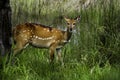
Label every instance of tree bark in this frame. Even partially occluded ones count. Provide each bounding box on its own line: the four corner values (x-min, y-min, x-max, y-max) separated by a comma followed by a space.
0, 0, 12, 56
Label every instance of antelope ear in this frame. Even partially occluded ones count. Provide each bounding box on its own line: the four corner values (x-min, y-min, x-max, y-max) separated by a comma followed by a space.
64, 16, 70, 22
75, 16, 81, 21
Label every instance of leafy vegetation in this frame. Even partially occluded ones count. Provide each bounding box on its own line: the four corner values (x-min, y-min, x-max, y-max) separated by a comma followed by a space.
0, 0, 120, 80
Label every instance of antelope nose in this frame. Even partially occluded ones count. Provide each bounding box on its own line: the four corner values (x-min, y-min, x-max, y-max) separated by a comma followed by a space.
70, 28, 72, 32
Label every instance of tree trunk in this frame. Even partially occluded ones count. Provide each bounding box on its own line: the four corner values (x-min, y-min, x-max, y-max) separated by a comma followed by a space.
0, 0, 12, 56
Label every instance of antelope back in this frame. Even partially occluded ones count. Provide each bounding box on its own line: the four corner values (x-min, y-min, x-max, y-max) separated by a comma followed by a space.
13, 23, 64, 49
13, 23, 35, 43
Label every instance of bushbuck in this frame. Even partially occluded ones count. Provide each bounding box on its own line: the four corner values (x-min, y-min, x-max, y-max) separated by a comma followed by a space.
13, 16, 80, 64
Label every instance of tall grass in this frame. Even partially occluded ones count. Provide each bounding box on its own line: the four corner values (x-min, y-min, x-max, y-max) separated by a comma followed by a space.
0, 0, 120, 80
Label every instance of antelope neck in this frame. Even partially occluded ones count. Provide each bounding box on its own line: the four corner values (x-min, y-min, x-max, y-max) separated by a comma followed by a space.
64, 28, 72, 41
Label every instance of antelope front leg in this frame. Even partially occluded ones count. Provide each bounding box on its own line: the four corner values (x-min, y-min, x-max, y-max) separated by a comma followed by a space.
56, 48, 64, 66
49, 45, 56, 63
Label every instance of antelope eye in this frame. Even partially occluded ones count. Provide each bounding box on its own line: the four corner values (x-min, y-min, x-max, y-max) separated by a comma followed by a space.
73, 23, 76, 25
67, 23, 70, 25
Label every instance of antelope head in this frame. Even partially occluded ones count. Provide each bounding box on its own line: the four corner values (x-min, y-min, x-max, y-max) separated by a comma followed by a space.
64, 16, 80, 42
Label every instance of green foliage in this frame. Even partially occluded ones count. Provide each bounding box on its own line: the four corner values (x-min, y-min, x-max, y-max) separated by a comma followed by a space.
0, 0, 120, 80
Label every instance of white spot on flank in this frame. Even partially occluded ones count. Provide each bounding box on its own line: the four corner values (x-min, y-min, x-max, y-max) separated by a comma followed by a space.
23, 30, 26, 32
32, 35, 54, 40
20, 35, 27, 38
47, 30, 49, 32
44, 28, 46, 30
36, 36, 38, 39
38, 37, 42, 40
53, 40, 55, 42
24, 43, 29, 48
24, 38, 28, 41
33, 35, 36, 38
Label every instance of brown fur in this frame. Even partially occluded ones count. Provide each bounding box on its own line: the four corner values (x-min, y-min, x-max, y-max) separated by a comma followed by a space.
13, 16, 80, 64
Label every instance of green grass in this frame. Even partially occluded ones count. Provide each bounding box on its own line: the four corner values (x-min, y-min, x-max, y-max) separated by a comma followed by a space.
0, 0, 120, 80
1, 46, 120, 80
